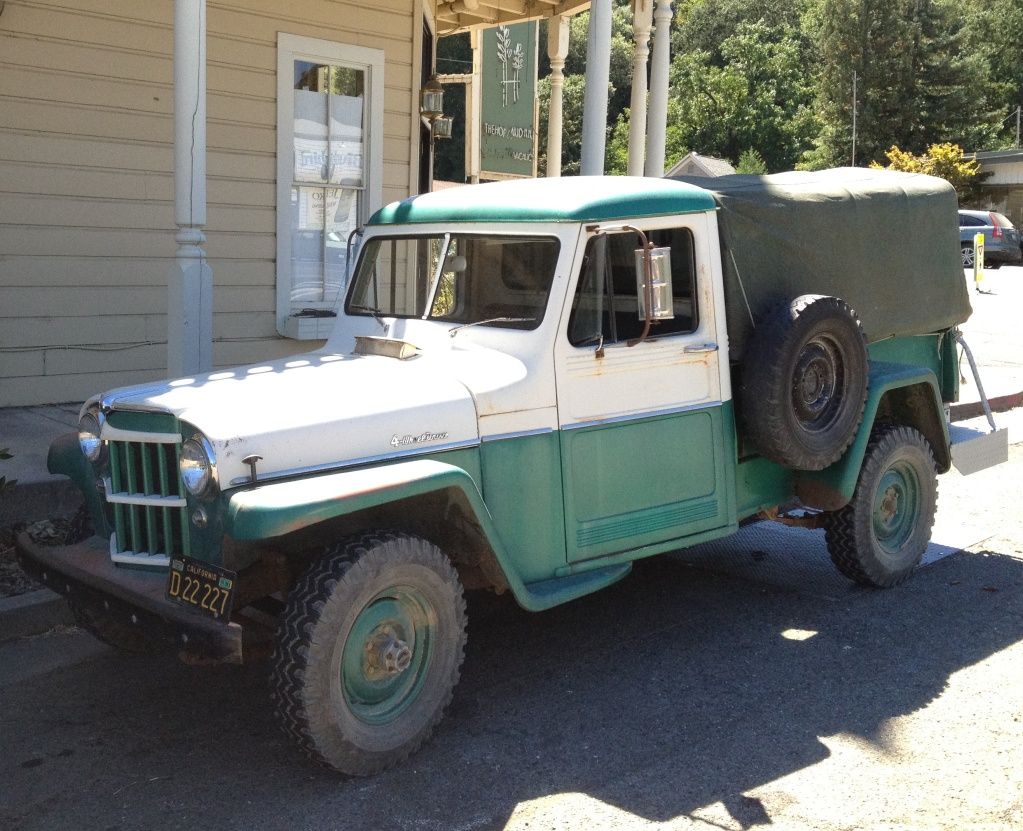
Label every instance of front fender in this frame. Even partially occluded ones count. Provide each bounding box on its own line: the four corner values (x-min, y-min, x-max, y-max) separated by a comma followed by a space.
225, 460, 549, 611
224, 460, 487, 540
48, 432, 110, 537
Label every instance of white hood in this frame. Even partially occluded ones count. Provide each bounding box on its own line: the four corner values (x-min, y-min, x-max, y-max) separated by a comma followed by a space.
98, 351, 481, 487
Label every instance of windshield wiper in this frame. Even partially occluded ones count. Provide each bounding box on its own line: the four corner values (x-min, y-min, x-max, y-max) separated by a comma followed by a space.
349, 304, 388, 330
448, 317, 536, 337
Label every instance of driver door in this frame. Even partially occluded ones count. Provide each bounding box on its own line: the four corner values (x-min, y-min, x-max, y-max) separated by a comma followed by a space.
554, 221, 730, 564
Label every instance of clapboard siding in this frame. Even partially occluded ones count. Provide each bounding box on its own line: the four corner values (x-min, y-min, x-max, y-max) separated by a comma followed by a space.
3, 311, 278, 346
0, 0, 418, 406
0, 257, 274, 288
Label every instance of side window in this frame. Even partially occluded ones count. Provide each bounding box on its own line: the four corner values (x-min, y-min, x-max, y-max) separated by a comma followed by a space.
568, 227, 698, 346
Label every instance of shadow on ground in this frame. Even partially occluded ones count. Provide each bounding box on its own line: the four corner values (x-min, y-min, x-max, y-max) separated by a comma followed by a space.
2, 542, 1021, 831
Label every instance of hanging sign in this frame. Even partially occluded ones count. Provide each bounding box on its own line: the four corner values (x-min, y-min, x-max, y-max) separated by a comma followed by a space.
480, 21, 538, 179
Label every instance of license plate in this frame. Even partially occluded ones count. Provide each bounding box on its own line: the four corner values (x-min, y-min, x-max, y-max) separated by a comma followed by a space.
167, 556, 237, 621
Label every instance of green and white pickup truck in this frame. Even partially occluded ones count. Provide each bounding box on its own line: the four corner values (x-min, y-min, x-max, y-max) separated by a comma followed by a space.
18, 170, 1006, 775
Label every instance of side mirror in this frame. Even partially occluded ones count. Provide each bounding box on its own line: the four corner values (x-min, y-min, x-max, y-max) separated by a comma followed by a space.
633, 246, 675, 321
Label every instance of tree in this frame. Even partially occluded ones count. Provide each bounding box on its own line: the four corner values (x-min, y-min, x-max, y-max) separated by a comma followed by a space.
662, 21, 817, 172
804, 0, 1001, 168
736, 148, 768, 174
869, 143, 985, 203
673, 0, 810, 66
963, 0, 1023, 148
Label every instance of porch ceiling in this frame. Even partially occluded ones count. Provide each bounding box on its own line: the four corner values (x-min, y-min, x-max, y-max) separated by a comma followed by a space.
435, 0, 591, 34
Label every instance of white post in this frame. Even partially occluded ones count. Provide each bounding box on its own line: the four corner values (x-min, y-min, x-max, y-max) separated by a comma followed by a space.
468, 28, 483, 183
627, 1, 653, 176
644, 0, 672, 177
580, 0, 612, 176
546, 15, 570, 177
169, 0, 213, 377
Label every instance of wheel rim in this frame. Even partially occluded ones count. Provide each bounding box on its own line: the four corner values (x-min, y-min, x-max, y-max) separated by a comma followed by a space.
871, 459, 921, 555
791, 336, 844, 432
340, 587, 436, 726
962, 246, 974, 268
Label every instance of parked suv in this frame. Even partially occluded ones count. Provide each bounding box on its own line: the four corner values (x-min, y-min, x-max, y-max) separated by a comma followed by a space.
959, 209, 1022, 268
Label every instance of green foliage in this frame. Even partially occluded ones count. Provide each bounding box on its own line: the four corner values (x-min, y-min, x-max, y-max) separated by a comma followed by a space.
962, 0, 1023, 148
869, 143, 986, 203
735, 148, 769, 174
663, 21, 818, 172
673, 0, 810, 66
805, 0, 1002, 168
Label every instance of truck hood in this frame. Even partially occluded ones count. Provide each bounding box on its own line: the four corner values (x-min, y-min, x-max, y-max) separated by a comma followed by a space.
97, 352, 481, 487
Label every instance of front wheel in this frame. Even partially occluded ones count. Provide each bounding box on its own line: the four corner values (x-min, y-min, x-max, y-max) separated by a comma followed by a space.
825, 425, 937, 588
271, 531, 467, 775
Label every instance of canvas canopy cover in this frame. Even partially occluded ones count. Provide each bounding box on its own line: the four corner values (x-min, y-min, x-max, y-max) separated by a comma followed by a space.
671, 168, 972, 361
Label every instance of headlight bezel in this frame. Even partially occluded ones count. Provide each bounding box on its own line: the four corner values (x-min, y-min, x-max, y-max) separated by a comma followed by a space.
179, 433, 218, 498
78, 406, 106, 465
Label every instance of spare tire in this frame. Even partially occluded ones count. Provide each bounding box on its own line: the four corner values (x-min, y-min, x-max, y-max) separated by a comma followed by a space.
740, 294, 868, 471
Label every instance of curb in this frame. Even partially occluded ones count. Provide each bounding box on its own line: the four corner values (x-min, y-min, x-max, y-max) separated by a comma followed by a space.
0, 588, 74, 642
950, 391, 1023, 423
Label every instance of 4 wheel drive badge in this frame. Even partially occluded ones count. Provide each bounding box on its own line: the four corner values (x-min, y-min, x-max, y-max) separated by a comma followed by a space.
390, 431, 448, 448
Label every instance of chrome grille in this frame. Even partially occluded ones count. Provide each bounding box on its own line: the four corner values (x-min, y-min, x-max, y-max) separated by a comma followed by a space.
107, 435, 188, 566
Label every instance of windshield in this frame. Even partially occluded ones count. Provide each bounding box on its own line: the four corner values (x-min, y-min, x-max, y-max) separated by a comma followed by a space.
346, 234, 560, 331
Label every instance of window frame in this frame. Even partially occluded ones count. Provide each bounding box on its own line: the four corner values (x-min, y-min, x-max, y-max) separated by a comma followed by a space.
567, 225, 700, 348
344, 231, 562, 332
276, 33, 385, 338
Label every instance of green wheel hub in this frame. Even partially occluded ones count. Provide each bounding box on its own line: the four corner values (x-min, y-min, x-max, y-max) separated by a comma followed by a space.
872, 460, 920, 555
340, 588, 436, 726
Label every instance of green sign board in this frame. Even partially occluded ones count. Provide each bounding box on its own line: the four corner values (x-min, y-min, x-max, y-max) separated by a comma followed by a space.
480, 22, 538, 179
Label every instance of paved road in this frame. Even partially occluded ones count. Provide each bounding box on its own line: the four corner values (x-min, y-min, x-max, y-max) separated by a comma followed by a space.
2, 431, 1022, 830
960, 265, 1023, 402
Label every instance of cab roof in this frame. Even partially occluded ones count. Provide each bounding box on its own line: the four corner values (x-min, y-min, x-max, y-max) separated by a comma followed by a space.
367, 176, 716, 226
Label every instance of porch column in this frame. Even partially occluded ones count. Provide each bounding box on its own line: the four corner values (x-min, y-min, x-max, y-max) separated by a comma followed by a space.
644, 0, 673, 177
545, 15, 570, 177
580, 0, 612, 176
627, 1, 653, 176
168, 0, 213, 377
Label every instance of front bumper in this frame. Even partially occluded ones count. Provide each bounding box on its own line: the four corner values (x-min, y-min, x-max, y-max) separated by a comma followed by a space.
16, 533, 244, 663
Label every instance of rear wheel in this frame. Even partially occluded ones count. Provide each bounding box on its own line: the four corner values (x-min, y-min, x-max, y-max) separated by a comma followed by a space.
825, 425, 937, 588
271, 531, 467, 775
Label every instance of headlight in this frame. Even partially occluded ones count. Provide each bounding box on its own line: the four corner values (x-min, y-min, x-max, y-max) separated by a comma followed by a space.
180, 435, 217, 497
78, 408, 105, 463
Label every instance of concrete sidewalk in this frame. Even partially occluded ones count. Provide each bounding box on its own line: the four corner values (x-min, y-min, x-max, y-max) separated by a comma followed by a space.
0, 404, 82, 525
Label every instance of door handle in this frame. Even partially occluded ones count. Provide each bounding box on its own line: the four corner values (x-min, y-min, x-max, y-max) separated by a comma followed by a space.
683, 342, 718, 354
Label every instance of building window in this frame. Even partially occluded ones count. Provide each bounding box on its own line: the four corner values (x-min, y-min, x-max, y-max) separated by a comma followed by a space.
277, 34, 384, 338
